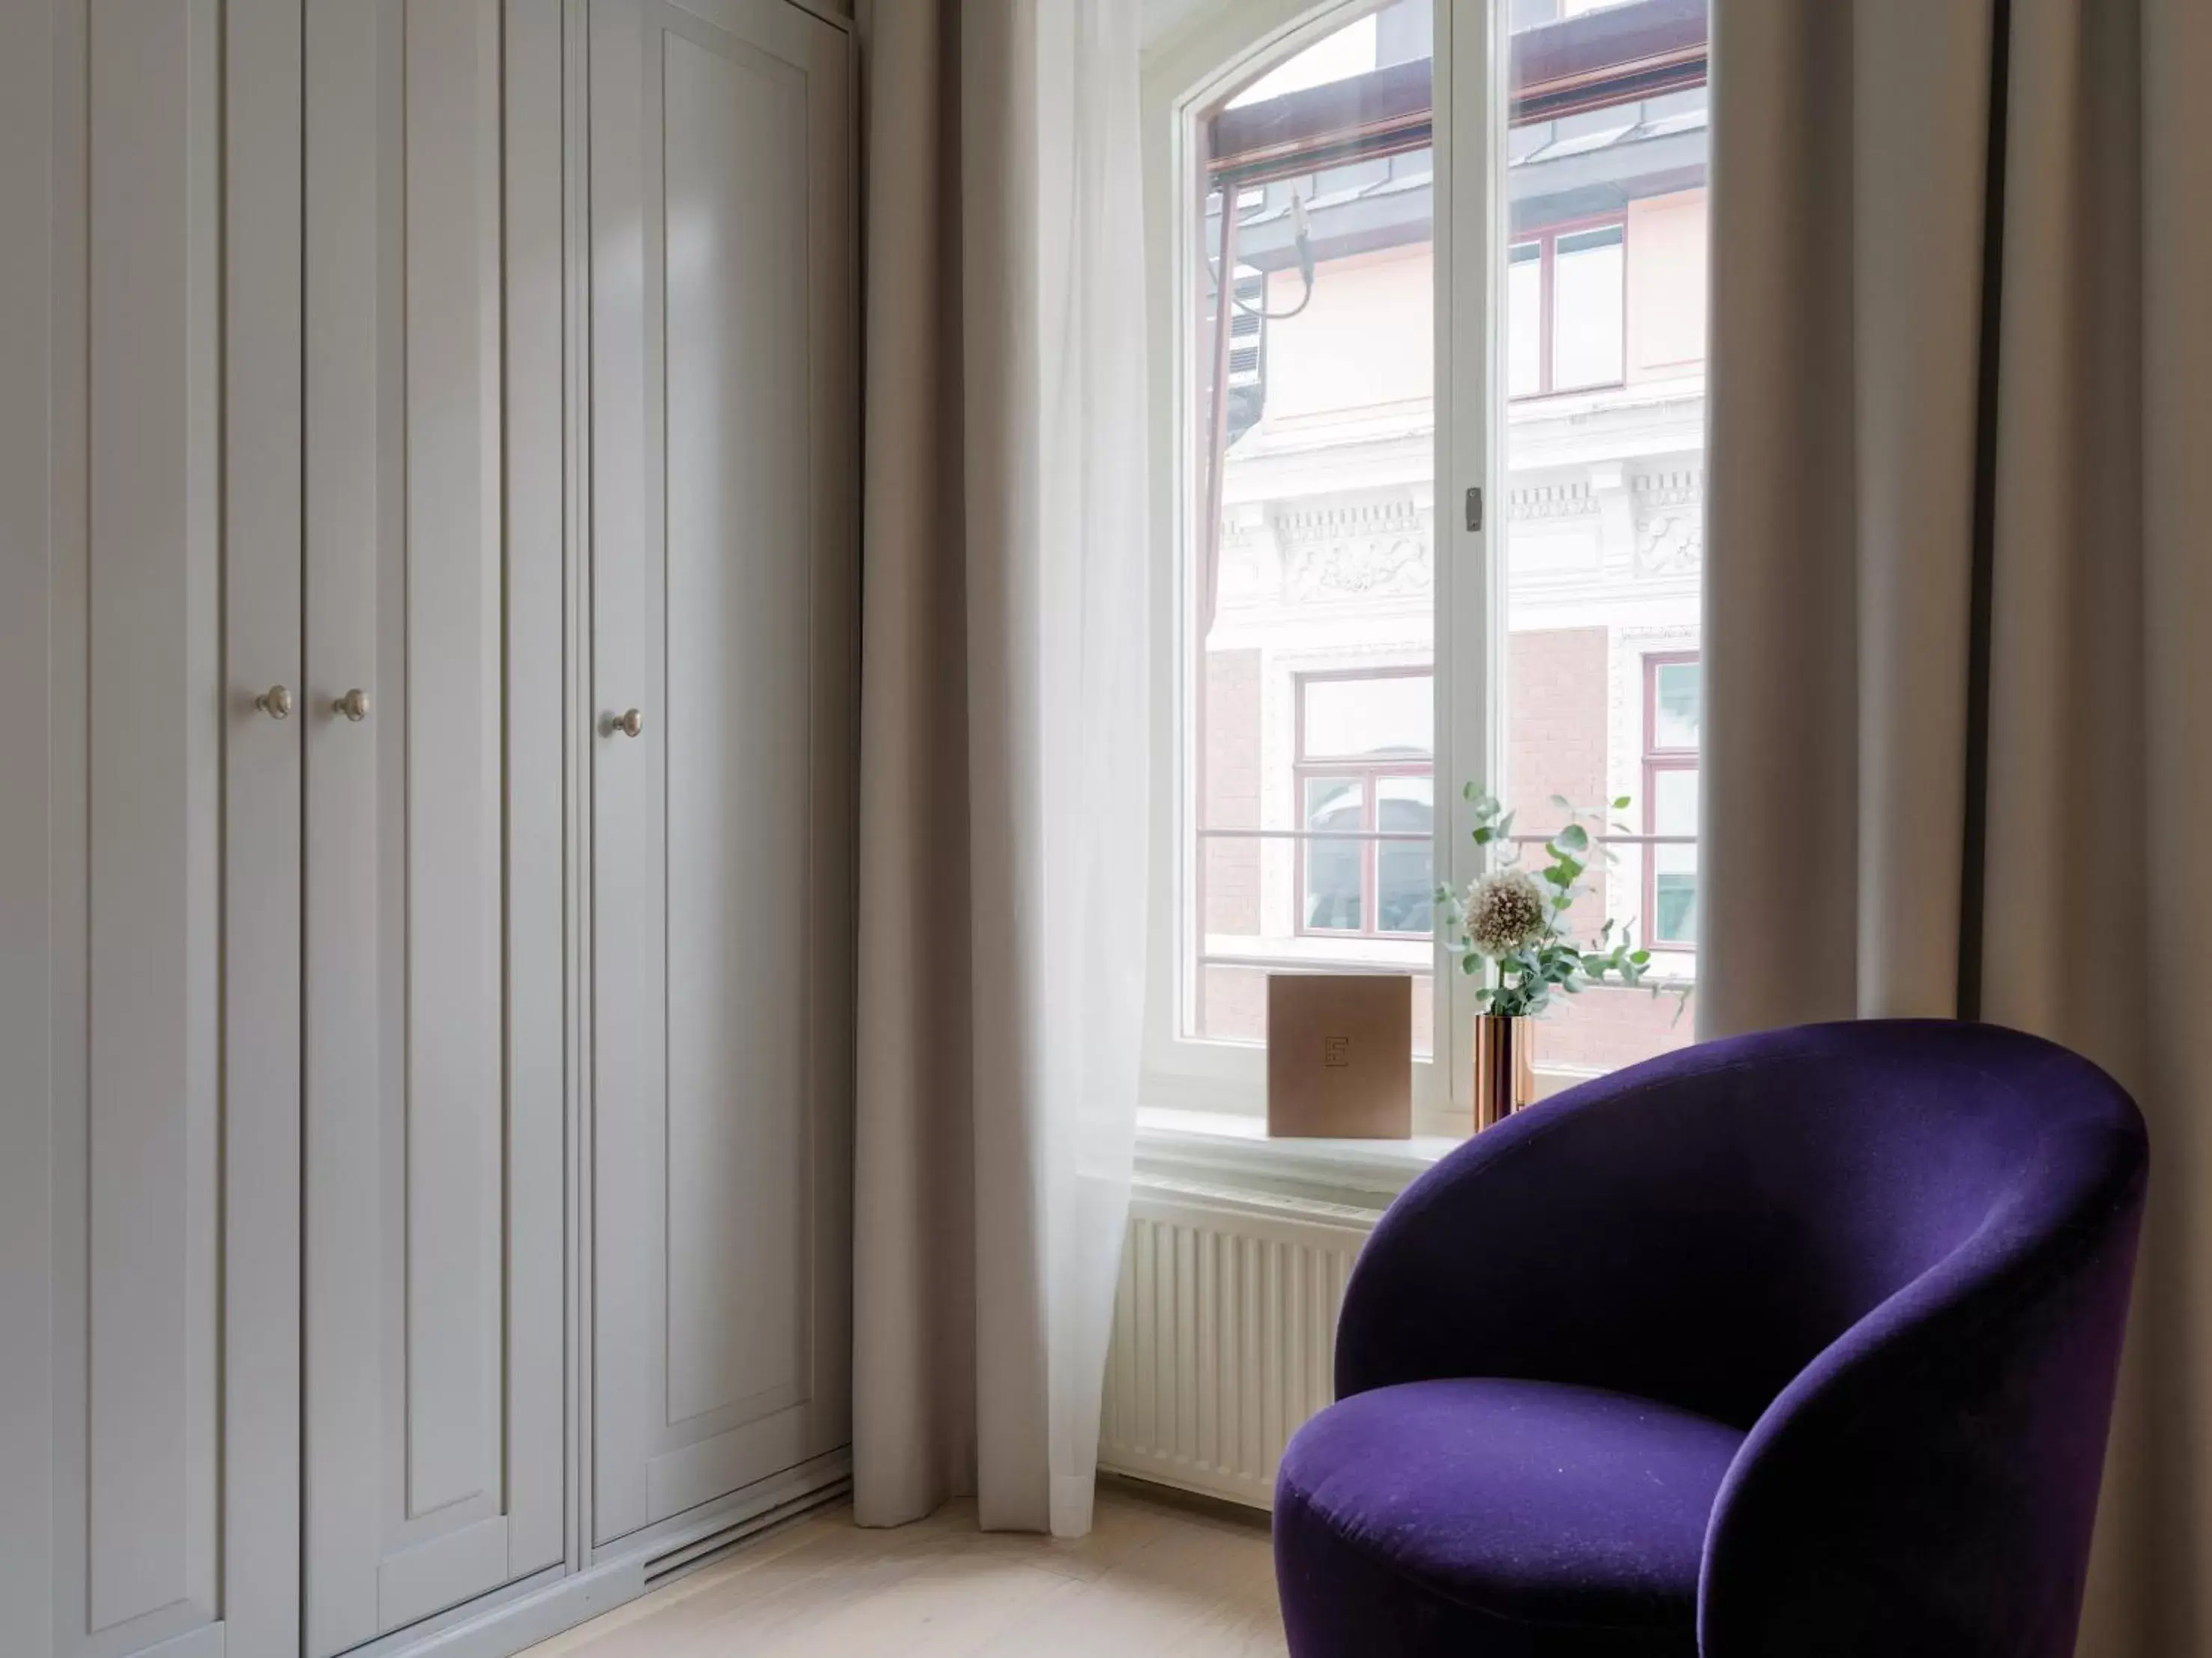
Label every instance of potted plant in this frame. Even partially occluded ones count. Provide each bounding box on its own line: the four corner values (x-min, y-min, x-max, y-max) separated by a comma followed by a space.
1434, 787, 1670, 1128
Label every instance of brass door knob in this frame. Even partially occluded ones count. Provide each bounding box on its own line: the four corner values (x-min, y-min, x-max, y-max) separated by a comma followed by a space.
605, 708, 644, 739
333, 689, 372, 722
255, 685, 294, 720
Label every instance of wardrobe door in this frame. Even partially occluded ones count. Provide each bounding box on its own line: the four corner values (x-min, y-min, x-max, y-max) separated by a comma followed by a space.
590, 0, 857, 1543
26, 4, 301, 1657
302, 3, 567, 1650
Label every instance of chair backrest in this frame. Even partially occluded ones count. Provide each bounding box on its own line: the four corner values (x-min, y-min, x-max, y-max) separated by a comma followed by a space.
1683, 1021, 2147, 1657
1659, 1020, 2142, 1416
1342, 1020, 2140, 1429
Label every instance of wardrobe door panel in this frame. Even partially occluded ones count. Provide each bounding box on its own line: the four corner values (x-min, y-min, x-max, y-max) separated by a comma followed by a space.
81, 1, 225, 1645
43, 2, 302, 1655
664, 23, 809, 1427
591, 0, 855, 1544
303, 4, 566, 1650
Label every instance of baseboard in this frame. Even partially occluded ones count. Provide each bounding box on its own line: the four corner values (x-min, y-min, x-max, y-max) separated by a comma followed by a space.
1097, 1470, 1273, 1531
349, 1455, 852, 1658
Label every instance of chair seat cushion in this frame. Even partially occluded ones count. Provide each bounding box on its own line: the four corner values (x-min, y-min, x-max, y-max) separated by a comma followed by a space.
1273, 1379, 1745, 1657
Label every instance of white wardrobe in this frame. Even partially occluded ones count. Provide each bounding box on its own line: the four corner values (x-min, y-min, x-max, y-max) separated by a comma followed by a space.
0, 4, 857, 1657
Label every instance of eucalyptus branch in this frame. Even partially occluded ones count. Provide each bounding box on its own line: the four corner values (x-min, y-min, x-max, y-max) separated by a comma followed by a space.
1434, 786, 1689, 1023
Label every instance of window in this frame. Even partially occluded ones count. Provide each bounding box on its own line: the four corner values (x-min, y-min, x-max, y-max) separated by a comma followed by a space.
1148, 0, 1709, 1123
1506, 221, 1627, 398
1642, 654, 1700, 947
1181, 1, 1437, 1064
1294, 672, 1435, 938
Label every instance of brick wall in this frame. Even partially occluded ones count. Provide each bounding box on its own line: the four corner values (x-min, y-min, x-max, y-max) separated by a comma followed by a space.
1534, 982, 1697, 1072
1504, 626, 1610, 831
1202, 965, 1266, 1044
1503, 626, 1612, 931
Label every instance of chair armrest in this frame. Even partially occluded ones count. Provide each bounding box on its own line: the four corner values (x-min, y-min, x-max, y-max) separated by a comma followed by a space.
1697, 1125, 2145, 1658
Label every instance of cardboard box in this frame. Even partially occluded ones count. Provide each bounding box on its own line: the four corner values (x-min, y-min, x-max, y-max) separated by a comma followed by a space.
1265, 974, 1413, 1139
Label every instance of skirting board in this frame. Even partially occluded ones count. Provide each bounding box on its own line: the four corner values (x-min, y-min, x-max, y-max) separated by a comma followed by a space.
345, 1454, 852, 1658
1099, 1176, 1379, 1510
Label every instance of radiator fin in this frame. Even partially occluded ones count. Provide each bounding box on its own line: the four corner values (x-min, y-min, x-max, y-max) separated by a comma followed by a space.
1099, 1198, 1365, 1508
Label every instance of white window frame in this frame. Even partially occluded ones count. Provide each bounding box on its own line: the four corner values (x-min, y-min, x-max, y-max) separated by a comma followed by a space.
1140, 0, 1514, 1137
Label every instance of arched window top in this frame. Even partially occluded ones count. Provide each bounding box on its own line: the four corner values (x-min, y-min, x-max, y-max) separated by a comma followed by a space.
1206, 3, 1433, 191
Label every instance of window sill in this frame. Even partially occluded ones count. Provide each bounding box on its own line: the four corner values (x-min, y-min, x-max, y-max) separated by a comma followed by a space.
1135, 1104, 1460, 1217
1133, 1056, 1623, 1214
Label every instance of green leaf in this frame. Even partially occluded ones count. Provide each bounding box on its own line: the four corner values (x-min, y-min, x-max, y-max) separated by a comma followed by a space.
1553, 823, 1589, 853
1612, 795, 1631, 810
1629, 949, 1650, 965
1472, 826, 1492, 844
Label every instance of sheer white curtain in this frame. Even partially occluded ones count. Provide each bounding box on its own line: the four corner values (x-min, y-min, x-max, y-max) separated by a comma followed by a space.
852, 0, 1148, 1537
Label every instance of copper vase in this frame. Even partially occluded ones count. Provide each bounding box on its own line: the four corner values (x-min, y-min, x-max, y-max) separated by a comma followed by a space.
1473, 1014, 1535, 1131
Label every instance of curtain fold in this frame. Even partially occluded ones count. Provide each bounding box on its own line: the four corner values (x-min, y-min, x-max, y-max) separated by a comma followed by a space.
852, 0, 1149, 1540
1704, 0, 2212, 1648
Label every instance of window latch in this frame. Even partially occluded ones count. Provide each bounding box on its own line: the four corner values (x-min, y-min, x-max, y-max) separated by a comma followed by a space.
1465, 485, 1483, 533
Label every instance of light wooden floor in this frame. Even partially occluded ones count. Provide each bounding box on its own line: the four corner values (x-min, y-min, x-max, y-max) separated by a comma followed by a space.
524, 1483, 1287, 1658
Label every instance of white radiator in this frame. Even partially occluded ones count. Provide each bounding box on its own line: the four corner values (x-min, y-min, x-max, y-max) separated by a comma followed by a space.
1098, 1181, 1381, 1509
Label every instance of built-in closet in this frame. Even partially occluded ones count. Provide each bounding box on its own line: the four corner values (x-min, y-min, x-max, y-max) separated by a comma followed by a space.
0, 3, 856, 1656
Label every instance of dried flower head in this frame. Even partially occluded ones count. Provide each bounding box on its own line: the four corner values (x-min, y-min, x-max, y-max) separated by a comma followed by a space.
1464, 868, 1548, 957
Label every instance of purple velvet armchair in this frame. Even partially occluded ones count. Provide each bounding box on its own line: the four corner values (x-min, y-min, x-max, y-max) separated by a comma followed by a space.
1273, 1020, 2146, 1657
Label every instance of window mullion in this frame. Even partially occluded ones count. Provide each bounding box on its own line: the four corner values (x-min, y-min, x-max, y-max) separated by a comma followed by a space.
1434, 0, 1503, 1129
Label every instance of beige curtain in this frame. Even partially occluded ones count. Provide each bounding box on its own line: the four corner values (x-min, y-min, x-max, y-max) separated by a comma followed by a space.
1702, 0, 2212, 1649
852, 0, 1150, 1538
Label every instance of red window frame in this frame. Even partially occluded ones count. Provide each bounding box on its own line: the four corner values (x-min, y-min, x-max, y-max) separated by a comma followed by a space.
1506, 215, 1628, 400
1292, 668, 1434, 940
1641, 651, 1700, 948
